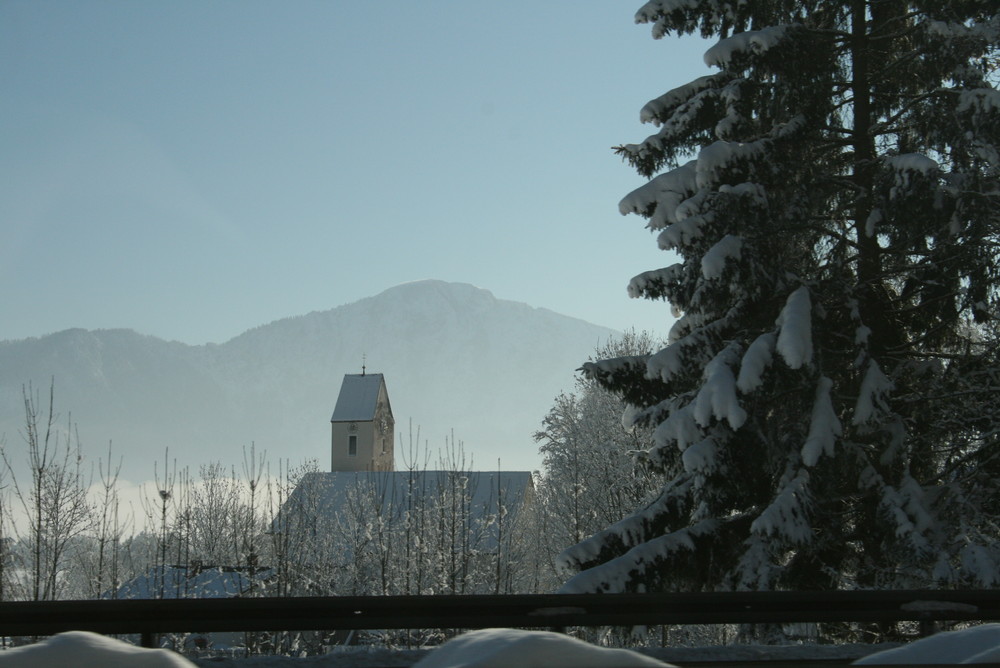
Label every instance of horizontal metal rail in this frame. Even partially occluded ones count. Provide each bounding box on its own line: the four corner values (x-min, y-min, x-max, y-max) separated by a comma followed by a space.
1, 589, 998, 640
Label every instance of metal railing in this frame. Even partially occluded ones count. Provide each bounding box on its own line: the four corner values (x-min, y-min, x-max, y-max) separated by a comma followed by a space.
1, 589, 998, 648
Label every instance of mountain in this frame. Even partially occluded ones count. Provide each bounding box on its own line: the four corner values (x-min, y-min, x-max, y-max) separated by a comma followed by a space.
0, 281, 617, 481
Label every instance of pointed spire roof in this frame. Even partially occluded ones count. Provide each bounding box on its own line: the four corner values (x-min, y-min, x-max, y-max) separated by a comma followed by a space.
330, 373, 388, 422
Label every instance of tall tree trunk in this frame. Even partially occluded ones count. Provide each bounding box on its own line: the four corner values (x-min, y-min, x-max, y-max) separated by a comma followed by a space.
851, 0, 887, 356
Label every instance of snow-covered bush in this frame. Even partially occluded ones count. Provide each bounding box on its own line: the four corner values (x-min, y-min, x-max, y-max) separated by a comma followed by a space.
534, 332, 664, 589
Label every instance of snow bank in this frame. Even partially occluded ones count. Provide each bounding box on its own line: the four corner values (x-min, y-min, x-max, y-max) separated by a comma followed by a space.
853, 624, 1000, 664
192, 627, 1000, 666
408, 624, 1000, 668
16, 628, 1000, 666
412, 628, 673, 668
0, 631, 195, 668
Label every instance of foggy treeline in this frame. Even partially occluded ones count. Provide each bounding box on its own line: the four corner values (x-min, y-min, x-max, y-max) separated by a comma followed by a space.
0, 380, 648, 610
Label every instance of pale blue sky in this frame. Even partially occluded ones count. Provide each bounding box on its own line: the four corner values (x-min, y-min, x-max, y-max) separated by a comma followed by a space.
2, 1, 707, 345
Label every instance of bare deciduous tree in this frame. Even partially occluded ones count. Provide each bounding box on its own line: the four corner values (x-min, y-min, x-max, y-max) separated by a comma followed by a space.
1, 381, 92, 600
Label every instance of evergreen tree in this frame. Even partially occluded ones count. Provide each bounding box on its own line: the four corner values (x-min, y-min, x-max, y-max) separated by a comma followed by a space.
559, 1, 1000, 596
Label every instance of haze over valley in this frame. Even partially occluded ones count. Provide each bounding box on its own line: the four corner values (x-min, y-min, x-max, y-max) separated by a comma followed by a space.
0, 280, 618, 481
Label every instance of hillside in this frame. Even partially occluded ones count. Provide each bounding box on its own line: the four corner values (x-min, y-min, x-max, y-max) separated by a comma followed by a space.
0, 281, 617, 480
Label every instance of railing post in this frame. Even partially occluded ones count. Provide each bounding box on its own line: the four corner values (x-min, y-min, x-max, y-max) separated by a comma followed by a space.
141, 631, 157, 648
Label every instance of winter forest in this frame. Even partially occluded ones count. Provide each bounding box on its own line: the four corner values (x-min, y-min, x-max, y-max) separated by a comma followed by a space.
2, 0, 1000, 658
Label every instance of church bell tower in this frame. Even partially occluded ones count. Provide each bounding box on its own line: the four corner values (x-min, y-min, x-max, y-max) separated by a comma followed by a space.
329, 371, 395, 472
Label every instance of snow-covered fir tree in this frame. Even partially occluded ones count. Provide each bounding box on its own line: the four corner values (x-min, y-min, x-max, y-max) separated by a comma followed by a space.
559, 1, 1000, 597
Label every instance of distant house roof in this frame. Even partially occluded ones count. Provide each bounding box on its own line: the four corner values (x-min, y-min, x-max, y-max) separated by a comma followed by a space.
330, 373, 388, 422
107, 564, 274, 600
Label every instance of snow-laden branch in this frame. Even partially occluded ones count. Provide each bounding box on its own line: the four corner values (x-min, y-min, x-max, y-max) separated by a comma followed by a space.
703, 25, 794, 68
775, 287, 813, 369
801, 377, 842, 467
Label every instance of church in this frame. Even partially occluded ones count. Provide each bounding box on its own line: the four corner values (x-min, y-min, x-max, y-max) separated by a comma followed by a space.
329, 371, 395, 472
324, 371, 531, 492
272, 369, 534, 594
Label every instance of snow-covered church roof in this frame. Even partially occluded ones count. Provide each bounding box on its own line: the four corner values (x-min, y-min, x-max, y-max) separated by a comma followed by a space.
330, 373, 389, 422
275, 470, 534, 551
287, 470, 532, 513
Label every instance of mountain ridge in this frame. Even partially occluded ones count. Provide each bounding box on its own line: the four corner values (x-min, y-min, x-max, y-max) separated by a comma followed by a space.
0, 281, 618, 479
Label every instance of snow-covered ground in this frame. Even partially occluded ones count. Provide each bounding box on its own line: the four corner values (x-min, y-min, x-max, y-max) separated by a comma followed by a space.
7, 626, 1000, 667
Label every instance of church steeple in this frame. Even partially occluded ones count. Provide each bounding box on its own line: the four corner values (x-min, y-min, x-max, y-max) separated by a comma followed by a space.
329, 372, 394, 472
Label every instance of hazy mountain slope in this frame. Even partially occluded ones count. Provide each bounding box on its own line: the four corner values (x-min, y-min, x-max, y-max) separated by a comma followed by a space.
0, 329, 234, 476
0, 281, 617, 480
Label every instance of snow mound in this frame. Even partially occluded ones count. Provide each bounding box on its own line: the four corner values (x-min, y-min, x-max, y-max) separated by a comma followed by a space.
0, 631, 195, 668
412, 628, 674, 668
853, 624, 1000, 664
